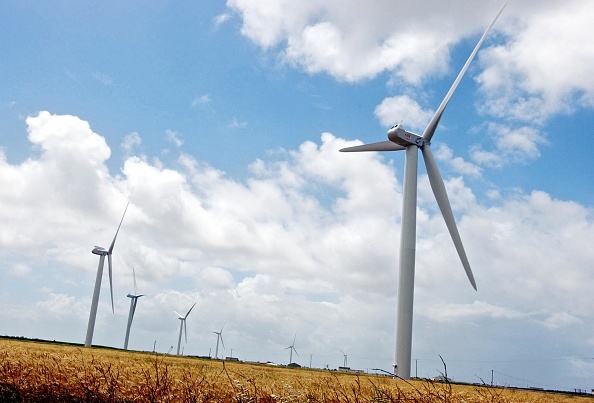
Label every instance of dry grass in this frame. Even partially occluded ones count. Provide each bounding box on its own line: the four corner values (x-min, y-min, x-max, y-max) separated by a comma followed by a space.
0, 338, 591, 402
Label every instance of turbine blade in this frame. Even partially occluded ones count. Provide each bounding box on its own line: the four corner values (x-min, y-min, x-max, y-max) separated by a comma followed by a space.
174, 311, 183, 319
422, 1, 508, 142
132, 266, 138, 295
421, 145, 477, 290
108, 254, 114, 313
294, 347, 299, 357
184, 320, 188, 343
108, 203, 129, 253
130, 300, 137, 320
185, 302, 196, 318
339, 141, 405, 152
220, 335, 225, 350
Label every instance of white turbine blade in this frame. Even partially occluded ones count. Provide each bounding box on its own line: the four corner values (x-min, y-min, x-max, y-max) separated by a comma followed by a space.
421, 145, 477, 290
220, 334, 225, 350
108, 254, 114, 313
130, 299, 137, 320
108, 203, 129, 253
422, 1, 508, 142
184, 319, 188, 344
132, 266, 138, 295
294, 347, 299, 357
174, 310, 183, 319
340, 141, 405, 152
185, 302, 196, 318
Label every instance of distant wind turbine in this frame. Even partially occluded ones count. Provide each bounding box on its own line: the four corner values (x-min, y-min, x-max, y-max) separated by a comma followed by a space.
85, 203, 129, 347
175, 303, 196, 356
123, 267, 144, 350
339, 2, 508, 379
285, 335, 299, 364
213, 323, 226, 359
340, 349, 348, 367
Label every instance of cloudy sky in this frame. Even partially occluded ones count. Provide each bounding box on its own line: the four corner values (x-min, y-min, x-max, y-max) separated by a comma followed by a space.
1, 0, 593, 391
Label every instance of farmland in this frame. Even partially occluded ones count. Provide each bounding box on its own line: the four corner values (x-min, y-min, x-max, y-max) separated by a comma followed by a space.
0, 338, 591, 402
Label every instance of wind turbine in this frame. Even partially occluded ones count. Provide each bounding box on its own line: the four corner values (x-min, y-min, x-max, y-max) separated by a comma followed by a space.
84, 203, 129, 347
175, 303, 196, 356
339, 3, 507, 379
285, 335, 299, 364
340, 349, 348, 367
123, 267, 144, 350
213, 323, 226, 359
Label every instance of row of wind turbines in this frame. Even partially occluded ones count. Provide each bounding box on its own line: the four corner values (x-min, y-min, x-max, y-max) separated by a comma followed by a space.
83, 203, 207, 357
83, 1, 507, 380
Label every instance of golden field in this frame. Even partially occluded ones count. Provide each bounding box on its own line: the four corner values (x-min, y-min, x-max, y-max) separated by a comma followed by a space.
0, 338, 591, 402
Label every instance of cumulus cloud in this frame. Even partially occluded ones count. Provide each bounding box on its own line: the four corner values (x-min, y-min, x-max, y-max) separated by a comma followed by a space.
227, 0, 594, 170
227, 1, 502, 84
374, 95, 434, 132
470, 123, 548, 168
477, 0, 594, 123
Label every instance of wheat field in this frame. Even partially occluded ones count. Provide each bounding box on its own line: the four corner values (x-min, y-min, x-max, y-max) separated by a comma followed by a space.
0, 338, 591, 402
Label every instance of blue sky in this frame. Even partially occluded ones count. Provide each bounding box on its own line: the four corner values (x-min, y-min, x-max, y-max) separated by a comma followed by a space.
1, 0, 594, 392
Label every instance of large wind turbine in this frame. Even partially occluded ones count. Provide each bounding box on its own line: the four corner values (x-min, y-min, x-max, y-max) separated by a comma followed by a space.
175, 303, 196, 356
85, 203, 129, 347
123, 267, 144, 350
339, 3, 507, 379
285, 335, 299, 364
213, 323, 225, 359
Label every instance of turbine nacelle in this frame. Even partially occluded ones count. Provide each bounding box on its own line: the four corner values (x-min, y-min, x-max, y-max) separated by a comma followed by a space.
387, 125, 426, 148
92, 246, 108, 256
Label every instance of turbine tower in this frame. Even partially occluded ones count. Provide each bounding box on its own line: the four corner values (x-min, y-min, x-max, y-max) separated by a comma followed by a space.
339, 3, 507, 379
85, 203, 129, 347
285, 335, 298, 364
213, 323, 225, 359
175, 303, 196, 356
123, 267, 144, 350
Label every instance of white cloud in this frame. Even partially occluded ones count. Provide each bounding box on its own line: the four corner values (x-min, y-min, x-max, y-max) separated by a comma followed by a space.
477, 0, 594, 123
435, 144, 481, 178
191, 95, 211, 108
213, 13, 230, 30
8, 263, 31, 277
121, 132, 142, 154
374, 95, 434, 132
470, 123, 548, 168
165, 129, 183, 147
229, 117, 248, 129
227, 1, 501, 84
227, 1, 594, 172
542, 312, 583, 330
422, 300, 526, 322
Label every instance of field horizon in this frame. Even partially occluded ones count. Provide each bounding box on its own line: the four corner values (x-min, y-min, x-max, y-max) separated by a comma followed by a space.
1, 337, 592, 402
